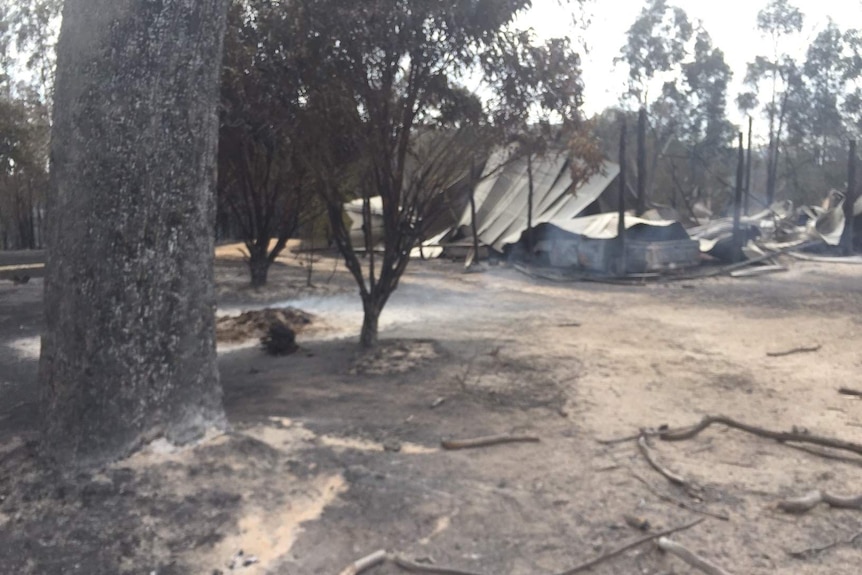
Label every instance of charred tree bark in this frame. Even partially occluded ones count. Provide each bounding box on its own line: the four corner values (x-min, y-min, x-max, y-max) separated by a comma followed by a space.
248, 245, 270, 288
469, 159, 480, 264
732, 133, 745, 263
744, 116, 753, 216
41, 0, 230, 468
636, 107, 647, 216
844, 140, 857, 256
617, 116, 627, 276
360, 299, 381, 349
526, 153, 534, 259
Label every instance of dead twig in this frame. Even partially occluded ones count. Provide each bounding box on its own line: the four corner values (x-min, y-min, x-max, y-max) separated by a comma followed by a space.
778, 490, 862, 514
838, 387, 862, 398
630, 471, 729, 521
597, 432, 643, 445
552, 518, 705, 575
392, 555, 486, 575
597, 428, 662, 445
441, 434, 540, 450
659, 415, 862, 458
637, 435, 700, 496
338, 549, 387, 575
657, 537, 733, 575
788, 530, 862, 559
784, 443, 862, 467
766, 344, 821, 357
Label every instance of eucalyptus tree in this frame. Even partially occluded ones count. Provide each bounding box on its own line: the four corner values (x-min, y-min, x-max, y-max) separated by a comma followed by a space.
217, 0, 312, 287
0, 0, 58, 248
618, 0, 732, 210
284, 0, 592, 347
737, 0, 804, 204
42, 0, 230, 468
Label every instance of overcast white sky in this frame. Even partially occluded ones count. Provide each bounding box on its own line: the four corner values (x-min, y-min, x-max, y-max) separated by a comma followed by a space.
518, 0, 862, 129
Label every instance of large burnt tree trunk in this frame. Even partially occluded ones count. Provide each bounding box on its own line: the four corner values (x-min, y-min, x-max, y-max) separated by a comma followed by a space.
41, 0, 230, 468
247, 244, 270, 288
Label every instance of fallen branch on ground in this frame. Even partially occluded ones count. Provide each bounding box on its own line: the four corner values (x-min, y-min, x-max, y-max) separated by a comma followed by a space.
441, 434, 540, 450
729, 265, 787, 278
838, 387, 862, 398
784, 443, 862, 467
597, 432, 644, 445
637, 435, 700, 496
338, 549, 387, 575
552, 518, 705, 575
778, 490, 862, 514
597, 427, 665, 445
392, 555, 486, 575
630, 471, 729, 521
788, 531, 862, 559
766, 344, 821, 357
659, 415, 862, 457
657, 537, 733, 575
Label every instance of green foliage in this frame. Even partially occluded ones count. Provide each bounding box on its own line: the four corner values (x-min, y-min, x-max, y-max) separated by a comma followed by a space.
739, 0, 860, 204
617, 1, 733, 214
275, 0, 590, 345
0, 0, 61, 102
737, 0, 807, 203
756, 0, 803, 39
0, 0, 58, 249
216, 0, 317, 286
618, 0, 693, 105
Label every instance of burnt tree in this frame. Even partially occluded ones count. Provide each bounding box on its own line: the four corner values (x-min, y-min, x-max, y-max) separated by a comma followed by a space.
41, 0, 229, 467
289, 0, 588, 348
217, 0, 310, 287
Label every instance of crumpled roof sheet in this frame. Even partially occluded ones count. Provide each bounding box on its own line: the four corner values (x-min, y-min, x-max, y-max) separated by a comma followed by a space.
457, 148, 620, 251
549, 212, 682, 240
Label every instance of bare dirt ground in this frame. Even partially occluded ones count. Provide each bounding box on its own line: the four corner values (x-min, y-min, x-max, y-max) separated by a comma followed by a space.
1, 242, 861, 575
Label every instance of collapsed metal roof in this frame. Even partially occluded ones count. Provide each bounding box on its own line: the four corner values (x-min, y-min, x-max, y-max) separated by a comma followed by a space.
456, 147, 620, 251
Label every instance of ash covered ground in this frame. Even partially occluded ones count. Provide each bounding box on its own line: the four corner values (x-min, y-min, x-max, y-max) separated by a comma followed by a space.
0, 244, 861, 574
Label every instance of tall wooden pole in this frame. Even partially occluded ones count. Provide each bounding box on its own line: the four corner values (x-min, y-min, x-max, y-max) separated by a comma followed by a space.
843, 140, 857, 256
618, 117, 627, 276
732, 132, 745, 263
744, 116, 753, 216
526, 152, 534, 260
469, 158, 480, 264
636, 107, 647, 216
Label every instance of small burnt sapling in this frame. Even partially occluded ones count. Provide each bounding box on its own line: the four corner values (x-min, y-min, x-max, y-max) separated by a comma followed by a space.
260, 323, 298, 355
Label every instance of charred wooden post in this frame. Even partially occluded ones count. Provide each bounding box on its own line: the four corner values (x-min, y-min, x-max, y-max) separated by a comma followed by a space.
744, 116, 753, 216
843, 139, 857, 256
526, 153, 534, 260
732, 132, 745, 263
469, 158, 480, 264
617, 117, 627, 276
637, 107, 647, 216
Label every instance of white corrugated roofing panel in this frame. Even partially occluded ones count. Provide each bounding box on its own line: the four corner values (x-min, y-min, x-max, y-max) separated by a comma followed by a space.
456, 149, 621, 251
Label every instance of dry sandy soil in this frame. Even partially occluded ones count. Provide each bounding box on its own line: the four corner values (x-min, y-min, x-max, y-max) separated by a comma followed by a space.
0, 243, 861, 575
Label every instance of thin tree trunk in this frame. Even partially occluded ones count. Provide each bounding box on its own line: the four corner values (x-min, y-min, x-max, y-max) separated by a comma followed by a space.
636, 107, 647, 216
360, 299, 381, 348
248, 246, 270, 287
617, 116, 627, 276
41, 0, 229, 468
844, 140, 857, 256
744, 116, 753, 216
526, 153, 534, 259
469, 158, 480, 264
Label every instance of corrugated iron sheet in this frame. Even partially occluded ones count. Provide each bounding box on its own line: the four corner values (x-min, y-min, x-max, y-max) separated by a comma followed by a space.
457, 149, 620, 251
